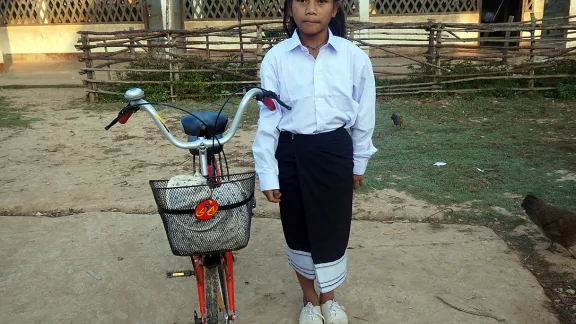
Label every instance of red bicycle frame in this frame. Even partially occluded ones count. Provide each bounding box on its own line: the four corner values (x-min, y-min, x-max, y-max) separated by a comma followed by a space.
224, 252, 236, 320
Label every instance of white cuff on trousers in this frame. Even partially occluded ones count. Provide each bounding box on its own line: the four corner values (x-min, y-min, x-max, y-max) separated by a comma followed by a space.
287, 247, 347, 293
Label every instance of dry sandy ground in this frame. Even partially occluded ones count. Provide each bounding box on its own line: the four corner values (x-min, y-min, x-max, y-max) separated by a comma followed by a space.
0, 213, 559, 324
0, 88, 450, 222
0, 60, 85, 87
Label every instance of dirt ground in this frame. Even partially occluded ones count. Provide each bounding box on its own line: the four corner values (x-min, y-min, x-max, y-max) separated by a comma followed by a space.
0, 60, 85, 87
0, 87, 573, 323
0, 88, 450, 221
0, 214, 560, 324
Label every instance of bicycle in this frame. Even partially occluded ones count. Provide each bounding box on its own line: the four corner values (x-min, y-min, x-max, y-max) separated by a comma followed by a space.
104, 87, 290, 324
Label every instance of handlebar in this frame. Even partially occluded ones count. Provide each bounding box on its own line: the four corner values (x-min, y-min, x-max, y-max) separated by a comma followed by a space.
105, 87, 290, 151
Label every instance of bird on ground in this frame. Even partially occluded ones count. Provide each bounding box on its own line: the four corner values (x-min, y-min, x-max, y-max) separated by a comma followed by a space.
391, 114, 404, 128
521, 193, 576, 258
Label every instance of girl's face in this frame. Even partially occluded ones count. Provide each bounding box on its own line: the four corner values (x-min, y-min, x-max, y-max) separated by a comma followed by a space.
290, 0, 339, 37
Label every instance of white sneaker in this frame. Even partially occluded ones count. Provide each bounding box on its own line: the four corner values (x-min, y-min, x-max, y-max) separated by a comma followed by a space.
299, 302, 325, 324
321, 300, 348, 324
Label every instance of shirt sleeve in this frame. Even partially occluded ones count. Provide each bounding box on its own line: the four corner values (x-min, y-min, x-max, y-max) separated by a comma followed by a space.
351, 53, 378, 175
252, 54, 283, 191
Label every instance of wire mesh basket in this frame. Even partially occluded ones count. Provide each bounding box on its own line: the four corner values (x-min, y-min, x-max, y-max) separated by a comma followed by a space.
149, 172, 256, 256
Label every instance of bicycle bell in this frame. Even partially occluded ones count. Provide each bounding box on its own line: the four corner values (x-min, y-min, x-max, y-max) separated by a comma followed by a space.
125, 88, 145, 101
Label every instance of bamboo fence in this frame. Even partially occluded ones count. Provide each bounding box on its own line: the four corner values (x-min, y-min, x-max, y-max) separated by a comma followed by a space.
76, 15, 576, 102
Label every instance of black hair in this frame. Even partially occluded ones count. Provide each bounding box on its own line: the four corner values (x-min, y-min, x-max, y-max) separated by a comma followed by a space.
282, 0, 347, 38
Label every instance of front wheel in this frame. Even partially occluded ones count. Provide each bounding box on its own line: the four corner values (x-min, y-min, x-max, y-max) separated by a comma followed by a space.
204, 266, 223, 324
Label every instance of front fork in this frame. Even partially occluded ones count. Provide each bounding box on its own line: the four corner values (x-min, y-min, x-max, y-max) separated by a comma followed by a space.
192, 252, 236, 323
224, 251, 236, 321
192, 256, 206, 324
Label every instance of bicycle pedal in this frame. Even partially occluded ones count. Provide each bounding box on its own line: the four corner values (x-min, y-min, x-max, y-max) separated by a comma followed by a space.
166, 270, 194, 278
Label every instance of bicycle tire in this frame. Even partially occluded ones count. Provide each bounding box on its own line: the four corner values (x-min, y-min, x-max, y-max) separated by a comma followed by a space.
204, 266, 220, 324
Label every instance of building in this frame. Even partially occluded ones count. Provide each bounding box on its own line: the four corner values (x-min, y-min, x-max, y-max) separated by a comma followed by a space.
0, 0, 568, 67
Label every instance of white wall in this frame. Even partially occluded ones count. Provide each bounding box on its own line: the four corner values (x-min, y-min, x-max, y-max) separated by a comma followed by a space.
0, 46, 4, 72
366, 13, 481, 49
1, 23, 145, 56
569, 0, 576, 48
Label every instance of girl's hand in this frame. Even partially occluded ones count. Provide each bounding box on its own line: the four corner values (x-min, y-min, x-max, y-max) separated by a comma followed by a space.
263, 189, 282, 203
353, 175, 365, 190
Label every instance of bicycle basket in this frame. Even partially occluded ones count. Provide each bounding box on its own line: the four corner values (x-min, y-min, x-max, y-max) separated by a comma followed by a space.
149, 172, 256, 256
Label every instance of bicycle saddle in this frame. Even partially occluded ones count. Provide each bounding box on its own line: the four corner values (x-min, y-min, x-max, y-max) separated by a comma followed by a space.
180, 112, 229, 138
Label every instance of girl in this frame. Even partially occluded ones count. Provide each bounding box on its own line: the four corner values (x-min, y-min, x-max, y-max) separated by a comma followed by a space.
252, 0, 377, 323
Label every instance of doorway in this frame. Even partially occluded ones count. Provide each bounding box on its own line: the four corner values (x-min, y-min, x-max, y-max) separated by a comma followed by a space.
480, 0, 524, 47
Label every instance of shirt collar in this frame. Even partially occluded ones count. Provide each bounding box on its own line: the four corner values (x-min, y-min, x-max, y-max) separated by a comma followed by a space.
286, 27, 340, 52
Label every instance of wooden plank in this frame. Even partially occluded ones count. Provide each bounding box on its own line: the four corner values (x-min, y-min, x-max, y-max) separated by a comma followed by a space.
529, 13, 537, 90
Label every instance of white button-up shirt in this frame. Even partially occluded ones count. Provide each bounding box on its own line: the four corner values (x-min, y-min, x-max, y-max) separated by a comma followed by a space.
252, 28, 378, 191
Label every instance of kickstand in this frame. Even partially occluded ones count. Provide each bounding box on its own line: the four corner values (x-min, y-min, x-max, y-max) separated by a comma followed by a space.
194, 310, 202, 324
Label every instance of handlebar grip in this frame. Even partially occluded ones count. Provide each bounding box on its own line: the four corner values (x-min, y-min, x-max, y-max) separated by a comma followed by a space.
262, 98, 276, 111
118, 111, 134, 124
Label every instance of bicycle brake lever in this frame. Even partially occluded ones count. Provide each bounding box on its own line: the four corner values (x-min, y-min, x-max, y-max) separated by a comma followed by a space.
275, 98, 292, 110
260, 90, 292, 110
104, 117, 120, 131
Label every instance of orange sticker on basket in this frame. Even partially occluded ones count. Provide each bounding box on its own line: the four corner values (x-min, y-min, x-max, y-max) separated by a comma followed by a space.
195, 199, 219, 220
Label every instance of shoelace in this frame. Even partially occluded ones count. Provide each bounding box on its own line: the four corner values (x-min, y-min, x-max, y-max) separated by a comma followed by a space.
327, 301, 345, 317
304, 304, 324, 321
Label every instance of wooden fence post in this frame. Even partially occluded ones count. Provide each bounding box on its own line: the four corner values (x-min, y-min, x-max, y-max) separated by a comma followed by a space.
239, 26, 245, 67
81, 34, 96, 103
205, 35, 211, 59
103, 40, 112, 80
168, 31, 176, 102
237, 0, 244, 67
502, 16, 515, 68
256, 24, 263, 78
129, 26, 136, 60
434, 23, 443, 89
427, 19, 436, 65
529, 13, 537, 90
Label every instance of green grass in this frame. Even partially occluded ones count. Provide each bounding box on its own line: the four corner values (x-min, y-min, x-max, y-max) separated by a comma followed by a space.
0, 96, 40, 128
103, 148, 123, 154
365, 95, 576, 224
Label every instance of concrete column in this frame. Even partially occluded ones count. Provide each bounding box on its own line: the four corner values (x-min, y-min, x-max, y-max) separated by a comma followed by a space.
568, 0, 576, 48
0, 47, 4, 73
169, 0, 184, 30
160, 0, 169, 29
359, 0, 370, 55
